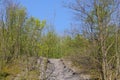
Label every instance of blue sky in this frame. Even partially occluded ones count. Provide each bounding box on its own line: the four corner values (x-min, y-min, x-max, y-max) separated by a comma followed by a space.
17, 0, 72, 34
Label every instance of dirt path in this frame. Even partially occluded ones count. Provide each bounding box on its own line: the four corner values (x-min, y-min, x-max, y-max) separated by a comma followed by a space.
43, 59, 90, 80
14, 58, 91, 80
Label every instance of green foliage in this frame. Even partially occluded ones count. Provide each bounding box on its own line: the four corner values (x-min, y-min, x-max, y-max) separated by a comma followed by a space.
63, 34, 88, 56
0, 3, 63, 80
0, 1, 46, 79
38, 29, 63, 58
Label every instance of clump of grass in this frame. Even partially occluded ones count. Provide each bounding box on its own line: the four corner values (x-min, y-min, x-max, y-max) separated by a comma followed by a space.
0, 56, 40, 80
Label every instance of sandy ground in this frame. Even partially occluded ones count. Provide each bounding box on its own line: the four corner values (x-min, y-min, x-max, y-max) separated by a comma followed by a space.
43, 59, 90, 80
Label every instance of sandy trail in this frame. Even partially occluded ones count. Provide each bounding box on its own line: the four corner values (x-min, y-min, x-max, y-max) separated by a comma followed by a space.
45, 59, 87, 80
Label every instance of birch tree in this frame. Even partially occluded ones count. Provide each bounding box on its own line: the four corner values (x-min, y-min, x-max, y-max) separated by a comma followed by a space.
66, 0, 120, 80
